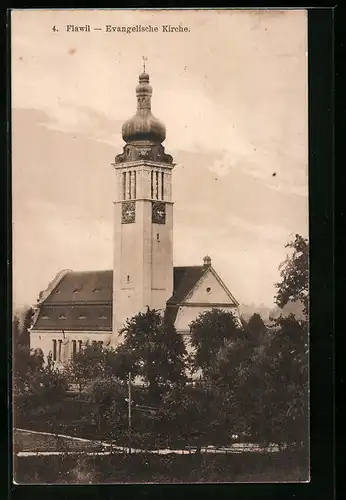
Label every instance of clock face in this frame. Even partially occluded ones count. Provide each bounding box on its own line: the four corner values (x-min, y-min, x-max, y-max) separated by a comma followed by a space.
152, 202, 166, 224
122, 201, 136, 224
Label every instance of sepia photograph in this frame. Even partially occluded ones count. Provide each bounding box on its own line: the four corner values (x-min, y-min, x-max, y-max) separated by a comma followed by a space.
11, 8, 309, 484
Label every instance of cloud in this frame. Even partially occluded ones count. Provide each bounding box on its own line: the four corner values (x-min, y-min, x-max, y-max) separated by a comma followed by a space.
209, 150, 308, 197
173, 216, 288, 307
38, 102, 124, 147
12, 198, 113, 306
11, 10, 308, 310
227, 214, 294, 244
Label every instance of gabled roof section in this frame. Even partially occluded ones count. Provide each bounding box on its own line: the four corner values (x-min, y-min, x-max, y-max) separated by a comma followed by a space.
36, 267, 206, 308
33, 264, 239, 332
167, 265, 239, 307
37, 269, 71, 305
166, 266, 206, 305
210, 267, 239, 306
42, 270, 113, 305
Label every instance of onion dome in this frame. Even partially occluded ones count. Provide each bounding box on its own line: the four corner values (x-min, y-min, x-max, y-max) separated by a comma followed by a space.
122, 72, 166, 144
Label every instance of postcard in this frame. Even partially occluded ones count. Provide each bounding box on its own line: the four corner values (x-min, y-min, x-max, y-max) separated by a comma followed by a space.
11, 8, 309, 484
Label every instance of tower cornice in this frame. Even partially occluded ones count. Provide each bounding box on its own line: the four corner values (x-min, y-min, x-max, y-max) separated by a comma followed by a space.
112, 160, 175, 170
113, 199, 174, 205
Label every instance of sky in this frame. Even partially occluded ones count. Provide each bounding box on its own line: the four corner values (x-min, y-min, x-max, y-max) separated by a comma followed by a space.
11, 9, 308, 310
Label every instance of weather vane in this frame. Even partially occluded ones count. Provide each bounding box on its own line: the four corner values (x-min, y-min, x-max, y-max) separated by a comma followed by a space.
142, 56, 148, 72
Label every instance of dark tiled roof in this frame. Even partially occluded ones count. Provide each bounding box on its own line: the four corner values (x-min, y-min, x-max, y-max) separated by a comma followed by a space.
33, 266, 207, 331
167, 266, 206, 305
43, 270, 113, 305
34, 304, 112, 331
164, 304, 180, 328
165, 266, 207, 327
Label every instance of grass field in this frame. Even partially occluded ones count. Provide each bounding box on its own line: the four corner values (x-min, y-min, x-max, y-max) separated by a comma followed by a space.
13, 429, 107, 453
13, 428, 280, 455
13, 451, 309, 484
13, 429, 309, 483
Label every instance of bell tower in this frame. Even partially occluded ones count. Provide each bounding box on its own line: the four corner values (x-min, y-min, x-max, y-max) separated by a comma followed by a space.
112, 67, 175, 340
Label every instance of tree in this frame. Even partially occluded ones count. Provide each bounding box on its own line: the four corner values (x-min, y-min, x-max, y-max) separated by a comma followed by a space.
12, 307, 35, 348
255, 234, 309, 451
189, 308, 242, 374
206, 331, 268, 441
119, 307, 187, 401
261, 315, 309, 451
13, 350, 70, 430
155, 384, 216, 449
67, 341, 106, 393
164, 309, 267, 448
244, 313, 267, 346
39, 352, 70, 398
13, 345, 44, 397
86, 375, 127, 440
21, 307, 35, 347
12, 312, 45, 396
103, 343, 134, 381
275, 234, 308, 317
12, 315, 21, 345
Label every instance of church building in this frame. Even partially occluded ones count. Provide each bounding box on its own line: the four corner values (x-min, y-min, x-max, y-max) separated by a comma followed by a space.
30, 68, 241, 364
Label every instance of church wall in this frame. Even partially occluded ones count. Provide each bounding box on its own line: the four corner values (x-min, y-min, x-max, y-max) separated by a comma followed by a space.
30, 330, 111, 364
120, 223, 137, 289
150, 202, 174, 310
184, 270, 236, 305
175, 304, 240, 335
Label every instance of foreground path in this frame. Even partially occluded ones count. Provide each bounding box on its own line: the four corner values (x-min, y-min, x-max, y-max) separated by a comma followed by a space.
14, 428, 280, 456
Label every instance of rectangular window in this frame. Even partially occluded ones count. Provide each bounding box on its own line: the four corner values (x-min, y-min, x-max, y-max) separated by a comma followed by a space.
151, 171, 154, 199
133, 171, 137, 199
72, 340, 77, 355
78, 340, 83, 352
157, 233, 160, 242
52, 339, 57, 361
58, 340, 62, 362
128, 171, 132, 199
161, 172, 164, 200
123, 172, 126, 200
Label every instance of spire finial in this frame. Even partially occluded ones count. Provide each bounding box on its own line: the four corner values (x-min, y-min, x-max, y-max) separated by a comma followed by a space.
203, 255, 211, 268
142, 56, 148, 73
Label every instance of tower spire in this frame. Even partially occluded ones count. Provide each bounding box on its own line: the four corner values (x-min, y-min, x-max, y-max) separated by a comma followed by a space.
142, 56, 148, 73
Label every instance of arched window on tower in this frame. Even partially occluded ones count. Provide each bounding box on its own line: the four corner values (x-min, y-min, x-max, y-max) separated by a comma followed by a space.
161, 172, 164, 200
133, 171, 137, 199
122, 172, 126, 200
156, 171, 159, 199
128, 171, 132, 200
151, 171, 154, 199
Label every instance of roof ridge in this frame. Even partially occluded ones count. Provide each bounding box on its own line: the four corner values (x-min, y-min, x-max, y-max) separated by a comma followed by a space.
173, 265, 203, 269
65, 269, 112, 274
